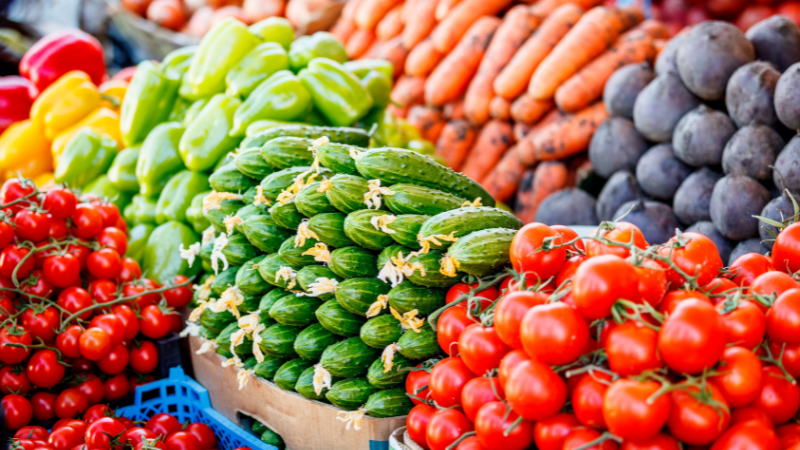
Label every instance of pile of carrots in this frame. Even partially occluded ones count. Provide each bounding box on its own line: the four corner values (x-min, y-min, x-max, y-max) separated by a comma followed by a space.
331, 0, 671, 221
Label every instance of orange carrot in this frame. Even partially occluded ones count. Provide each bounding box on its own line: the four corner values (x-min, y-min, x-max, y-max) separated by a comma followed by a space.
407, 105, 447, 142
513, 121, 532, 142
489, 96, 511, 120
402, 0, 420, 22
493, 4, 584, 100
444, 99, 466, 120
331, 16, 356, 43
435, 120, 478, 170
554, 29, 654, 112
482, 146, 526, 203
361, 39, 384, 59
341, 0, 364, 22
529, 0, 603, 17
515, 101, 608, 165
402, 0, 439, 49
514, 161, 569, 223
435, 0, 462, 21
346, 29, 376, 59
388, 103, 410, 118
461, 120, 514, 182
391, 75, 426, 107
425, 17, 501, 106
430, 0, 513, 53
405, 38, 444, 76
635, 19, 671, 39
355, 0, 404, 30
511, 94, 554, 124
373, 37, 409, 77
528, 6, 642, 100
377, 3, 405, 41
464, 5, 541, 125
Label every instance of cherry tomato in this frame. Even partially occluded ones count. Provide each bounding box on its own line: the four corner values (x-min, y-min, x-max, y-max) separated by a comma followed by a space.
56, 325, 83, 359
118, 258, 142, 284
137, 438, 168, 450
533, 413, 579, 450
426, 409, 474, 450
30, 392, 56, 422
551, 225, 585, 252
520, 302, 588, 365
82, 404, 111, 423
751, 365, 800, 425
619, 433, 680, 450
0, 325, 31, 364
76, 374, 105, 406
165, 431, 201, 450
14, 209, 50, 242
455, 436, 485, 450
2, 394, 33, 430
184, 423, 216, 450
1, 179, 36, 213
505, 359, 566, 421
43, 254, 81, 288
21, 269, 54, 301
704, 277, 739, 304
103, 374, 130, 402
407, 404, 435, 450
657, 298, 726, 374
572, 254, 639, 320
96, 344, 129, 375
461, 377, 504, 422
86, 248, 122, 280
604, 320, 662, 376
657, 289, 711, 316
555, 254, 586, 287
43, 188, 77, 219
0, 244, 34, 280
97, 227, 127, 255
497, 349, 528, 389
572, 371, 612, 429
563, 427, 618, 450
730, 253, 773, 288
145, 413, 182, 437
94, 202, 120, 228
666, 382, 730, 445
49, 216, 71, 239
26, 349, 65, 388
710, 346, 762, 408
717, 299, 765, 348
405, 365, 431, 406
113, 304, 140, 341
71, 358, 94, 373
129, 340, 159, 374
777, 423, 800, 449
585, 222, 648, 259
54, 389, 88, 419
509, 223, 566, 283
708, 421, 781, 450
658, 232, 723, 287
0, 364, 31, 394
475, 401, 533, 450
773, 222, 800, 274
602, 379, 670, 442
66, 244, 90, 270
89, 279, 118, 305
0, 295, 15, 321
163, 275, 193, 309
14, 426, 48, 440
445, 282, 498, 313
126, 427, 157, 446
122, 279, 162, 309
429, 357, 475, 408
631, 258, 668, 307
47, 426, 83, 450
70, 205, 103, 240
493, 291, 546, 350
730, 406, 774, 428
89, 314, 125, 347
751, 271, 800, 299
0, 221, 12, 248
139, 305, 174, 339
458, 324, 510, 376
85, 417, 127, 450
79, 327, 111, 361
766, 288, 800, 345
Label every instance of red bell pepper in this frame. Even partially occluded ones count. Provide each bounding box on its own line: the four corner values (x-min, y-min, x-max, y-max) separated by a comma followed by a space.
111, 66, 137, 83
0, 76, 33, 134
20, 29, 106, 97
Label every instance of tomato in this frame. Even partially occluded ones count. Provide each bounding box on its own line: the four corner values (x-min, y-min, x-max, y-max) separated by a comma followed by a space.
509, 223, 567, 282
710, 346, 762, 408
437, 306, 475, 356
493, 291, 546, 350
0, 295, 15, 321
657, 289, 711, 316
71, 357, 94, 373
426, 409, 474, 450
455, 436, 486, 450
136, 438, 168, 450
1, 179, 36, 213
709, 421, 781, 450
122, 279, 162, 309
730, 253, 773, 289
773, 223, 800, 274
704, 277, 739, 304
658, 298, 726, 374
551, 225, 585, 252
66, 244, 90, 270
1, 365, 31, 394
2, 394, 33, 430
21, 269, 54, 301
766, 288, 800, 345
563, 427, 618, 450
43, 254, 81, 288
55, 288, 91, 322
26, 350, 65, 388
752, 271, 800, 299
604, 321, 661, 376
407, 404, 435, 450
717, 299, 765, 348
47, 216, 67, 240
103, 374, 130, 402
571, 371, 612, 429
53, 389, 88, 419
658, 232, 723, 288
97, 227, 128, 255
474, 401, 532, 450
429, 357, 475, 407
129, 340, 159, 374
79, 327, 111, 361
96, 344, 129, 375
555, 254, 586, 287
458, 324, 510, 376
30, 392, 56, 422
140, 305, 174, 339
76, 374, 105, 406
520, 302, 589, 365
94, 202, 120, 228
461, 377, 504, 422
0, 221, 12, 248
752, 365, 800, 424
497, 349, 527, 389
85, 417, 127, 450
22, 305, 60, 342
533, 413, 578, 450
43, 188, 77, 219
47, 426, 82, 450
89, 280, 118, 305
505, 359, 566, 421
586, 222, 648, 259
165, 431, 201, 450
70, 204, 103, 240
83, 404, 111, 423
406, 364, 431, 405
15, 426, 48, 440
667, 382, 730, 445
184, 423, 216, 450
55, 325, 83, 359
14, 209, 50, 242
86, 248, 122, 280
145, 413, 182, 436
602, 379, 670, 442
0, 325, 31, 364
0, 244, 34, 280
631, 258, 668, 307
89, 314, 125, 347
572, 255, 639, 320
619, 433, 680, 450
730, 406, 774, 429
163, 275, 193, 309
118, 258, 142, 284
778, 424, 800, 449
446, 282, 499, 313
126, 427, 157, 446
112, 304, 140, 341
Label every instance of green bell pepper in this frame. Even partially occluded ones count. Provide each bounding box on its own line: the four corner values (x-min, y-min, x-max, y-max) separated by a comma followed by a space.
143, 221, 201, 284
155, 170, 211, 225
182, 98, 209, 127
123, 202, 136, 226
136, 121, 186, 197
344, 60, 394, 80
168, 97, 192, 123
54, 128, 117, 188
226, 43, 290, 98
288, 32, 348, 72
230, 71, 310, 137
361, 70, 392, 109
130, 194, 159, 225
298, 58, 373, 127
162, 46, 197, 78
127, 223, 156, 264
84, 175, 133, 212
186, 191, 212, 233
180, 18, 261, 101
180, 94, 242, 172
120, 60, 181, 147
107, 146, 140, 193
359, 107, 404, 148
249, 17, 294, 49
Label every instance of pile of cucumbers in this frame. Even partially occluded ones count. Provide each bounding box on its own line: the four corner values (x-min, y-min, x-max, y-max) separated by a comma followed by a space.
189, 123, 523, 419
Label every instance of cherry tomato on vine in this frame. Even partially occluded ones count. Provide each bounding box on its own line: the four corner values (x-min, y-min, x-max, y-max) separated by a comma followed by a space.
165, 431, 201, 450
14, 425, 48, 440
604, 321, 662, 376
497, 349, 528, 389
85, 417, 127, 450
14, 209, 50, 242
406, 364, 431, 406
657, 232, 722, 288
458, 324, 510, 376
520, 302, 588, 365
43, 188, 76, 219
118, 258, 142, 284
26, 350, 65, 388
493, 290, 546, 350
0, 365, 31, 394
82, 404, 111, 423
70, 204, 103, 240
572, 371, 612, 429
533, 413, 579, 450
475, 401, 533, 450
55, 325, 83, 359
86, 248, 122, 280
509, 223, 566, 283
30, 392, 56, 422
66, 244, 90, 270
43, 254, 81, 288
97, 227, 127, 255
76, 374, 105, 406
751, 271, 800, 299
766, 288, 800, 345
730, 253, 773, 288
163, 275, 193, 309
21, 305, 60, 342
184, 423, 216, 450
585, 221, 648, 259
631, 258, 668, 308
94, 202, 120, 228
563, 427, 618, 450
54, 389, 88, 419
96, 344, 129, 375
89, 314, 125, 347
47, 425, 82, 450
426, 409, 473, 450
112, 304, 140, 340
551, 225, 585, 252
0, 244, 34, 280
1, 179, 36, 214
711, 346, 762, 408
57, 287, 92, 321
139, 305, 174, 339
0, 220, 13, 249
407, 404, 435, 450
79, 327, 111, 361
602, 379, 670, 442
773, 222, 800, 274
658, 298, 726, 374
505, 359, 566, 421
429, 357, 475, 408
122, 279, 162, 309
704, 277, 739, 304
461, 377, 505, 422
751, 365, 800, 425
129, 340, 158, 374
2, 394, 33, 430
127, 427, 157, 446
146, 413, 182, 436
0, 325, 31, 364
709, 421, 781, 450
666, 382, 731, 445
89, 279, 118, 305
445, 282, 498, 313
572, 254, 639, 321
103, 374, 130, 402
717, 299, 765, 349
436, 305, 474, 356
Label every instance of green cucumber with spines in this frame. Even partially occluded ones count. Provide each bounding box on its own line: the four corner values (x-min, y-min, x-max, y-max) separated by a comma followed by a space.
295, 366, 340, 400
232, 332, 253, 358
256, 253, 299, 289
360, 315, 404, 349
206, 198, 243, 233
406, 251, 458, 288
238, 294, 261, 315
320, 337, 379, 377
447, 228, 516, 276
344, 209, 396, 250
308, 213, 355, 248
295, 181, 337, 217
235, 147, 276, 179
377, 245, 410, 269
242, 186, 258, 205
325, 378, 376, 410
236, 255, 271, 295
317, 142, 364, 175
387, 215, 428, 249
249, 125, 370, 147
269, 293, 322, 327
329, 247, 378, 279
260, 167, 327, 201
387, 282, 446, 316
254, 355, 286, 379
221, 232, 260, 267
326, 174, 370, 214
198, 326, 217, 340
364, 388, 414, 417
398, 327, 440, 360
383, 184, 466, 216
274, 358, 313, 391
294, 323, 339, 361
199, 308, 235, 335
367, 354, 412, 389
296, 265, 340, 301
215, 322, 238, 358
257, 323, 300, 358
419, 207, 522, 251
335, 278, 392, 317
278, 236, 319, 267
270, 202, 305, 230
210, 163, 257, 193
315, 299, 365, 337
260, 137, 316, 169
211, 267, 238, 296
259, 288, 283, 319
241, 215, 294, 253
234, 203, 269, 234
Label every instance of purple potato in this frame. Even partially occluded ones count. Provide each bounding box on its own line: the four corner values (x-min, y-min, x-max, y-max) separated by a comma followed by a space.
709, 174, 771, 240
633, 72, 701, 143
534, 188, 599, 226
722, 124, 784, 182
635, 144, 693, 200
773, 135, 800, 198
759, 195, 796, 248
603, 63, 655, 119
595, 170, 645, 222
589, 118, 649, 178
745, 15, 800, 72
655, 30, 691, 76
774, 62, 800, 131
728, 238, 771, 266
725, 61, 780, 128
672, 104, 736, 167
673, 167, 723, 226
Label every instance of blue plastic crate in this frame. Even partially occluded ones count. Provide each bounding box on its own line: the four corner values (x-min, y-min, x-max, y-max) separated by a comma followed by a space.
117, 367, 276, 450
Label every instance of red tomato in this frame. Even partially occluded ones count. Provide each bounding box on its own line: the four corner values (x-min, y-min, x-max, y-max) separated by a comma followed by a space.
0, 244, 34, 280
76, 375, 105, 406
751, 365, 800, 424
766, 288, 800, 345
752, 271, 800, 299
26, 350, 65, 388
778, 423, 800, 449
455, 436, 486, 450
555, 254, 586, 287
165, 431, 201, 450
0, 179, 36, 213
129, 340, 159, 374
85, 417, 127, 450
30, 392, 56, 422
493, 291, 547, 350
82, 404, 111, 423
118, 258, 142, 284
57, 287, 92, 320
70, 204, 103, 240
631, 258, 668, 307
0, 295, 15, 321
602, 379, 670, 442
509, 223, 567, 283
572, 371, 612, 429
604, 321, 662, 376
14, 209, 50, 242
43, 254, 80, 288
533, 413, 579, 450
709, 421, 781, 450
94, 202, 120, 228
2, 394, 33, 430
426, 409, 474, 450
55, 325, 83, 359
563, 427, 618, 450
96, 344, 129, 375
474, 401, 532, 450
126, 427, 157, 446
0, 365, 31, 394
89, 280, 118, 305
54, 389, 88, 419
520, 302, 589, 365
163, 275, 193, 309
122, 279, 162, 309
112, 304, 140, 341
710, 346, 763, 408
104, 374, 130, 402
461, 377, 504, 422
773, 222, 800, 274
551, 225, 585, 252
184, 423, 216, 450
406, 365, 431, 405
21, 306, 60, 342
407, 404, 435, 450
0, 325, 31, 364
657, 289, 711, 316
66, 244, 90, 270
437, 306, 475, 356
139, 305, 174, 339
0, 221, 12, 248
79, 327, 111, 361
47, 426, 82, 450
666, 382, 730, 445
15, 426, 48, 440
97, 227, 128, 255
21, 269, 54, 301
704, 277, 738, 304
730, 253, 773, 288
86, 248, 122, 280
717, 299, 765, 348
585, 222, 648, 259
572, 254, 639, 320
497, 349, 527, 389
730, 406, 774, 429
429, 357, 475, 407
458, 324, 510, 376
619, 433, 680, 450
658, 298, 726, 374
145, 413, 182, 437
89, 314, 125, 347
446, 282, 499, 313
658, 232, 723, 288
43, 188, 77, 219
505, 359, 566, 421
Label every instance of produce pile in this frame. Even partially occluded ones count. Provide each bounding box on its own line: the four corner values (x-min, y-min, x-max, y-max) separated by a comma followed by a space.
404, 217, 800, 450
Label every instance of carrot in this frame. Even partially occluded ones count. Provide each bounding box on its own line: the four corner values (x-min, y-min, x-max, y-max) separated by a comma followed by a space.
489, 96, 511, 120
377, 3, 405, 40
341, 0, 364, 22
331, 17, 356, 43
461, 120, 514, 182
514, 161, 569, 223
444, 99, 465, 120
355, 0, 404, 30
402, 0, 420, 22
528, 0, 603, 17
513, 121, 532, 142
554, 29, 655, 112
425, 17, 501, 106
346, 29, 376, 59
407, 105, 447, 142
435, 0, 461, 21
635, 19, 671, 39
373, 37, 409, 78
404, 38, 444, 76
388, 103, 410, 118
528, 6, 642, 100
391, 75, 426, 107
361, 39, 384, 59
430, 0, 513, 53
493, 4, 584, 100
482, 146, 526, 203
510, 94, 553, 124
402, 0, 439, 48
515, 101, 608, 165
463, 5, 541, 125
435, 120, 478, 170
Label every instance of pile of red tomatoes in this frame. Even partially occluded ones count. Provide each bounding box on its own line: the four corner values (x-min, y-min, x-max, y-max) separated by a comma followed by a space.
405, 218, 800, 450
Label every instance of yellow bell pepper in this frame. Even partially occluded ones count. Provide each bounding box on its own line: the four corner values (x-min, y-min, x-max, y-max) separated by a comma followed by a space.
51, 106, 123, 167
33, 172, 55, 190
99, 80, 128, 113
0, 120, 52, 181
30, 71, 101, 140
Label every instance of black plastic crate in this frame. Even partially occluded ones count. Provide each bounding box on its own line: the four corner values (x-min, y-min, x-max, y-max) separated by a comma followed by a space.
155, 333, 183, 379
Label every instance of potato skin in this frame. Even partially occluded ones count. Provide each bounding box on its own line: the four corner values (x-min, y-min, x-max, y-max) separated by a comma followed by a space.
745, 15, 800, 72
613, 199, 681, 245
636, 144, 693, 201
725, 61, 780, 128
595, 170, 645, 223
685, 220, 735, 264
534, 188, 599, 226
673, 167, 723, 226
774, 63, 800, 131
604, 63, 655, 120
589, 118, 649, 178
722, 124, 784, 182
633, 72, 701, 143
672, 104, 737, 167
709, 174, 771, 241
729, 238, 771, 266
773, 135, 800, 198
655, 30, 690, 76
759, 195, 795, 248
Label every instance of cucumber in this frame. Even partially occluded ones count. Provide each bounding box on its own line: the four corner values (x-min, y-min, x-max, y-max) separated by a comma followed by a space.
296, 265, 340, 301
241, 215, 294, 253
215, 322, 238, 358
260, 167, 319, 201
211, 267, 238, 296
274, 358, 314, 391
295, 181, 337, 217
326, 174, 370, 214
294, 323, 339, 361
256, 253, 299, 289
270, 202, 305, 230
254, 355, 286, 379
221, 232, 260, 267
335, 278, 392, 317
344, 209, 396, 251
249, 125, 370, 147
242, 186, 258, 205
419, 207, 523, 251
257, 323, 300, 359
398, 327, 440, 360
329, 247, 379, 279
296, 366, 339, 401
233, 203, 269, 234
364, 388, 414, 418
186, 192, 211, 233
447, 228, 517, 276
199, 308, 235, 335
316, 300, 365, 337
198, 326, 217, 340
260, 137, 316, 169
360, 315, 404, 349
388, 282, 446, 316
387, 215, 428, 249
259, 289, 284, 319
233, 332, 254, 358
210, 164, 257, 194
320, 337, 379, 377
269, 293, 322, 327
238, 293, 262, 315
407, 251, 458, 288
356, 148, 494, 206
383, 184, 466, 217
367, 354, 412, 389
278, 236, 319, 267
236, 255, 271, 295
377, 245, 410, 269
260, 428, 285, 449
308, 213, 355, 248
207, 198, 243, 233
325, 378, 376, 411
235, 147, 275, 179
317, 142, 363, 175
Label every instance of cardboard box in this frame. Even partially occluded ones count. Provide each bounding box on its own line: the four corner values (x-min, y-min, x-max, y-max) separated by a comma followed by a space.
189, 335, 407, 450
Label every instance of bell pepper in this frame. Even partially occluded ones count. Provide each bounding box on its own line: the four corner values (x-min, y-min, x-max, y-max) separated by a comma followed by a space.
299, 58, 373, 127
179, 18, 261, 101
30, 71, 101, 140
51, 106, 122, 164
182, 98, 209, 126
162, 46, 197, 78
0, 119, 52, 181
360, 70, 392, 109
288, 32, 348, 73
225, 43, 290, 98
230, 71, 310, 137
179, 94, 241, 172
128, 194, 159, 225
107, 146, 140, 193
168, 98, 191, 123
155, 170, 211, 225
185, 191, 212, 233
360, 107, 405, 148
83, 175, 133, 211
99, 80, 128, 113
249, 17, 295, 50
112, 66, 137, 83
33, 172, 55, 190
143, 221, 201, 284
136, 122, 186, 197
344, 60, 395, 80
120, 61, 181, 147
0, 76, 33, 134
127, 223, 156, 263
20, 29, 105, 96
54, 128, 117, 188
